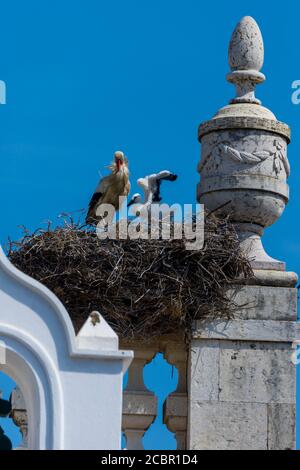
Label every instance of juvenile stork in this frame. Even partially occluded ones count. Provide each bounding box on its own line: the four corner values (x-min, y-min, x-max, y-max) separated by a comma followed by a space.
86, 151, 130, 225
127, 170, 177, 212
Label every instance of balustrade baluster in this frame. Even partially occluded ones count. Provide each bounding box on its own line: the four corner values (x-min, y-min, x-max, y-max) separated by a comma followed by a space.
122, 345, 158, 450
163, 340, 188, 450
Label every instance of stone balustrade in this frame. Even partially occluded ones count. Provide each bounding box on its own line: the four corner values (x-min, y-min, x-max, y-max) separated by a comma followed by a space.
121, 335, 188, 450
162, 340, 187, 450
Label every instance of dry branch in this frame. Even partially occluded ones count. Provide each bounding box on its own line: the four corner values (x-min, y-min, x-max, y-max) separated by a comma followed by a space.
7, 215, 253, 341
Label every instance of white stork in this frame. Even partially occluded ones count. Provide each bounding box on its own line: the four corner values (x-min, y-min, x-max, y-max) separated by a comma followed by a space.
86, 151, 130, 225
127, 170, 177, 213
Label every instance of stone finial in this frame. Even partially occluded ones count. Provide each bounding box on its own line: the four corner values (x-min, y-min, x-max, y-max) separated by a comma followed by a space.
197, 16, 292, 276
227, 16, 265, 104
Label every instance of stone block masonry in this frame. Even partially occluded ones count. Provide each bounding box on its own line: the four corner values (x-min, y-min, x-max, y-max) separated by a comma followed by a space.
190, 15, 298, 449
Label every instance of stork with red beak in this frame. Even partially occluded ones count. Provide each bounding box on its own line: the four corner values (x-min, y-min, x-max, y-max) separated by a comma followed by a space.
86, 151, 130, 225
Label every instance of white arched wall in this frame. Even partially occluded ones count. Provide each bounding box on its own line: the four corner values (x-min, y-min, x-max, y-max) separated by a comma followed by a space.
0, 330, 63, 449
0, 246, 133, 449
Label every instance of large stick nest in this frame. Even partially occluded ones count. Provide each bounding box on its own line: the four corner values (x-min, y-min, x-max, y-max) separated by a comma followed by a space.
7, 216, 253, 340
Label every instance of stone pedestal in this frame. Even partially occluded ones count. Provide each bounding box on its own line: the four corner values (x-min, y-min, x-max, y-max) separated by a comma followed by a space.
122, 347, 158, 450
191, 16, 298, 449
187, 285, 298, 450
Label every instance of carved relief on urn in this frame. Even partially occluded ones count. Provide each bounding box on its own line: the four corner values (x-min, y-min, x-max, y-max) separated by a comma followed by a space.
197, 17, 291, 271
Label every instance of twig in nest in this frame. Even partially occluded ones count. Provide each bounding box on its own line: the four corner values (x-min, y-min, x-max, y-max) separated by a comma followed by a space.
7, 214, 253, 341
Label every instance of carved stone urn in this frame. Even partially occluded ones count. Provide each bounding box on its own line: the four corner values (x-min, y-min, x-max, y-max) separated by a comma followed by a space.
197, 16, 291, 271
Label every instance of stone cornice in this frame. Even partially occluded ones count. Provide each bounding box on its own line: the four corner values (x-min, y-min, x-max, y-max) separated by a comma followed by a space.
192, 319, 300, 343
198, 117, 291, 142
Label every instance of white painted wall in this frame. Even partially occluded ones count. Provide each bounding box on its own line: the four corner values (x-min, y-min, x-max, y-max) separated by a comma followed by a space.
0, 246, 133, 449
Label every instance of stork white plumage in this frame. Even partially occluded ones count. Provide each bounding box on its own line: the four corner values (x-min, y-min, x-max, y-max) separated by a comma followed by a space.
86, 151, 130, 225
127, 170, 177, 212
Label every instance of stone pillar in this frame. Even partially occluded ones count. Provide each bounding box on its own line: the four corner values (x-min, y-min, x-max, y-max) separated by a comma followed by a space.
188, 16, 299, 450
10, 387, 28, 450
163, 341, 188, 450
122, 347, 158, 450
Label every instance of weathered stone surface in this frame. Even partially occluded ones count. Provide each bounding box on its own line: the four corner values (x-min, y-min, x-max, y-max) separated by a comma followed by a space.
227, 16, 265, 105
122, 391, 157, 449
244, 270, 298, 288
219, 341, 295, 404
188, 340, 219, 401
198, 129, 289, 232
164, 393, 187, 420
123, 391, 157, 417
198, 115, 290, 140
197, 15, 291, 271
164, 393, 187, 447
189, 402, 267, 450
187, 331, 297, 448
193, 319, 300, 343
228, 286, 298, 321
187, 15, 297, 451
267, 403, 296, 450
10, 388, 28, 450
228, 16, 264, 73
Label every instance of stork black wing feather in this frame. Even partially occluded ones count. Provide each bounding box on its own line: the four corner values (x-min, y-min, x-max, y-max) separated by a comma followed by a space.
88, 191, 102, 210
161, 173, 178, 182
152, 180, 162, 202
152, 173, 177, 202
86, 191, 103, 224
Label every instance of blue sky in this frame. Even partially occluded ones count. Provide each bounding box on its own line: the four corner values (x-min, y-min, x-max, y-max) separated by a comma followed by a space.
0, 0, 299, 449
